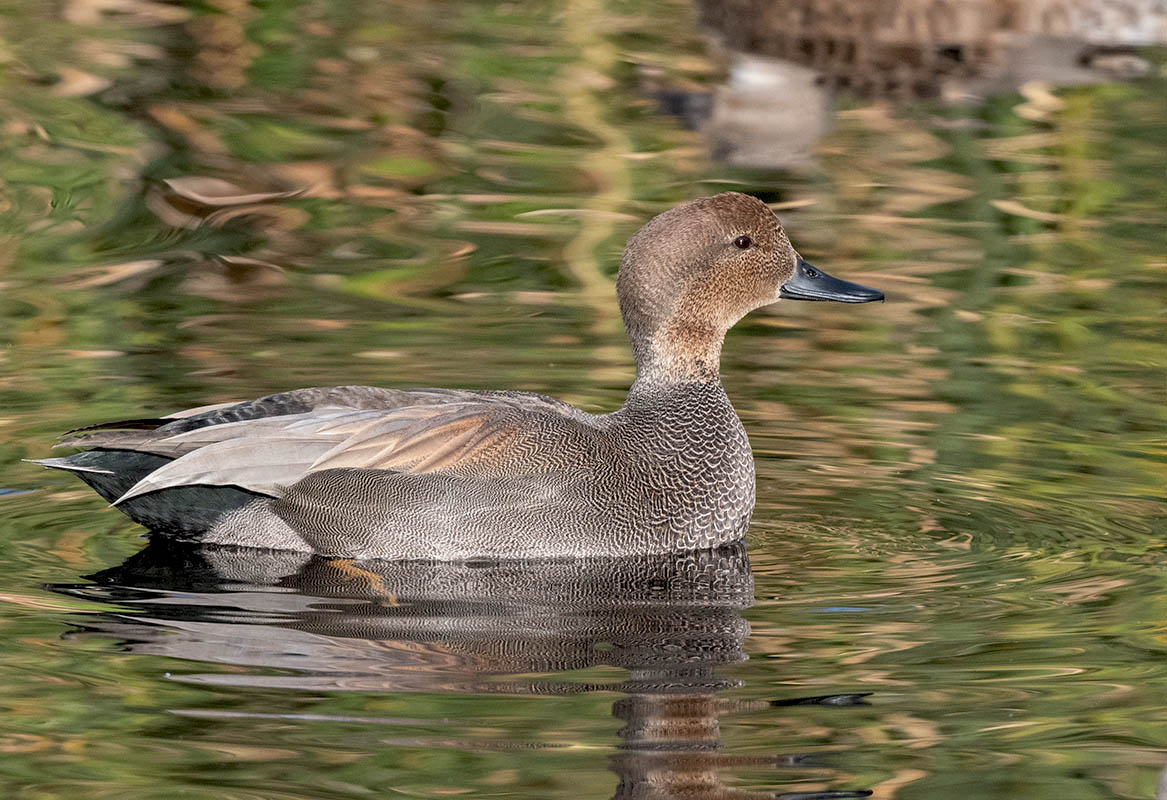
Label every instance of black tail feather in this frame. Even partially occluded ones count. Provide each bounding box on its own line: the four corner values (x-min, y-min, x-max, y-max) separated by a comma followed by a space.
30, 449, 261, 537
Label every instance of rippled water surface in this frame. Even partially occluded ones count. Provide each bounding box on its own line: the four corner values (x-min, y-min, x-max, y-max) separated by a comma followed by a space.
1, 2, 1166, 798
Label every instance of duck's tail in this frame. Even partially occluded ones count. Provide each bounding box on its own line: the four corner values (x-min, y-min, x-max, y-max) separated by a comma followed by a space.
26, 449, 260, 537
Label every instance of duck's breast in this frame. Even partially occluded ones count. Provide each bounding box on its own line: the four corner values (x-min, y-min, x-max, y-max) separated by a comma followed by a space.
612, 382, 756, 551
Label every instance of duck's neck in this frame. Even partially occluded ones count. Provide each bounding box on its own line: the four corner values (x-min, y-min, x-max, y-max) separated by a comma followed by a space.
630, 322, 725, 385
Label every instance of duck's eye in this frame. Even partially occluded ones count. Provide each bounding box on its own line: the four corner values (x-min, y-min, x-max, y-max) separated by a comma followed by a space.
733, 235, 752, 250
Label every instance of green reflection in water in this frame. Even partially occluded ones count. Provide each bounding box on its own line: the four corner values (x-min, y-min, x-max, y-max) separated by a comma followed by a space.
0, 0, 1165, 799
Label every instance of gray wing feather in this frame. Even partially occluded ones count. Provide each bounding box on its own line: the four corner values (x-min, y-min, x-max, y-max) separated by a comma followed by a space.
59, 410, 365, 457
24, 457, 114, 475
114, 438, 339, 504
57, 385, 598, 506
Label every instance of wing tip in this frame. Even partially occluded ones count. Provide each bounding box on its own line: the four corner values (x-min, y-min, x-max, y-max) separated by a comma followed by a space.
111, 482, 150, 506
22, 457, 115, 475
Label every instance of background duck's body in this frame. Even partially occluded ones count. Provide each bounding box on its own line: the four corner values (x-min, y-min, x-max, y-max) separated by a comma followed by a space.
34, 193, 882, 560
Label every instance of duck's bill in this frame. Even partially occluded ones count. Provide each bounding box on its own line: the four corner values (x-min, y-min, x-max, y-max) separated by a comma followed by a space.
780, 256, 884, 303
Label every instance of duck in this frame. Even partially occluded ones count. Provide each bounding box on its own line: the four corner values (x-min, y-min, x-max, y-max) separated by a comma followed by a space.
32, 192, 883, 560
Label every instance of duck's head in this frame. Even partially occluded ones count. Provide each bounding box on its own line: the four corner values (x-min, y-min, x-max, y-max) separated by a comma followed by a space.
616, 192, 883, 382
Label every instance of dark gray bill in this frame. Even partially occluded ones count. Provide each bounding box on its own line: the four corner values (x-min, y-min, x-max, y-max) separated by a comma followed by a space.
780, 256, 884, 303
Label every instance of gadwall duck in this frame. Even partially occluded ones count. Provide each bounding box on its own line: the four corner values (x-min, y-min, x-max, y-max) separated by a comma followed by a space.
33, 193, 882, 560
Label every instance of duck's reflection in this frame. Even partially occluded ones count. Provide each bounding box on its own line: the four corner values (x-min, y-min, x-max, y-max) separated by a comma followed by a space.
51, 542, 870, 799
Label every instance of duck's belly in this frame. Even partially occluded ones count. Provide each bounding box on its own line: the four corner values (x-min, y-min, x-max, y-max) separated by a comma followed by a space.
203, 468, 753, 560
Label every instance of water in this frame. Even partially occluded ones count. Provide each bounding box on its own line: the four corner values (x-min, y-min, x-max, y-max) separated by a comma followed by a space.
1, 1, 1166, 798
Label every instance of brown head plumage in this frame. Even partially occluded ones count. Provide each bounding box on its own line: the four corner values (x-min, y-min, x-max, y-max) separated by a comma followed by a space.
616, 192, 800, 382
